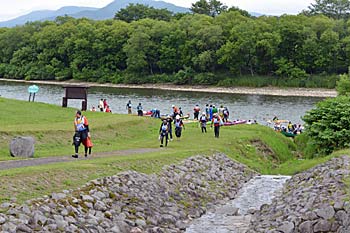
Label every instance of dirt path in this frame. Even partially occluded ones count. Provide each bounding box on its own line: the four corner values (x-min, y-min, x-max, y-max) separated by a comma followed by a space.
0, 148, 160, 171
0, 79, 337, 97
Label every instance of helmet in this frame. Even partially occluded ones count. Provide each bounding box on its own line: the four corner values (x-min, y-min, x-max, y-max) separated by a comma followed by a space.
172, 105, 175, 108
176, 115, 180, 120
202, 112, 206, 115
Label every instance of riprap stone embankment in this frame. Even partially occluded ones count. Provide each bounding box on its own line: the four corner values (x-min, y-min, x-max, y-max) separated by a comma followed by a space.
248, 156, 350, 233
0, 153, 257, 232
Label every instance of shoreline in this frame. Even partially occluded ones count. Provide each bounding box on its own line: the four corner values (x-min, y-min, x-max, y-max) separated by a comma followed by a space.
0, 78, 337, 98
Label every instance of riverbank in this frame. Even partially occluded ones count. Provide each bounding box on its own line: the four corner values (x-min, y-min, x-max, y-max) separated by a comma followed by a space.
0, 78, 337, 97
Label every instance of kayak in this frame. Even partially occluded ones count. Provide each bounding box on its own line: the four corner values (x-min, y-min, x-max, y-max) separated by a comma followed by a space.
281, 131, 296, 138
224, 120, 247, 126
143, 111, 152, 116
274, 120, 289, 124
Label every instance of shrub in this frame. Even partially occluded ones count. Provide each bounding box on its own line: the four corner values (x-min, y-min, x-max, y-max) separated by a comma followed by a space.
336, 73, 350, 96
303, 96, 350, 156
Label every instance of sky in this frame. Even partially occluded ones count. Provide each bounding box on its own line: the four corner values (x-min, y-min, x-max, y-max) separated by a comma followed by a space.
0, 0, 315, 21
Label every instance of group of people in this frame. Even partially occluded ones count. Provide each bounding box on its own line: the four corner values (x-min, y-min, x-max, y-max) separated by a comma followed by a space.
272, 116, 303, 135
158, 104, 227, 147
91, 99, 112, 113
158, 115, 185, 147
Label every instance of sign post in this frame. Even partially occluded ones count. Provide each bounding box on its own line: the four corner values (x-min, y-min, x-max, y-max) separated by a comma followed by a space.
28, 85, 39, 102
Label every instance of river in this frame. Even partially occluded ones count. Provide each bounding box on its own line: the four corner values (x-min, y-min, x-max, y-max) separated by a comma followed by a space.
0, 81, 325, 124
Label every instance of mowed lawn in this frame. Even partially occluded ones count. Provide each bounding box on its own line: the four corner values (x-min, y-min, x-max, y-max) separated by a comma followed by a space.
0, 97, 339, 202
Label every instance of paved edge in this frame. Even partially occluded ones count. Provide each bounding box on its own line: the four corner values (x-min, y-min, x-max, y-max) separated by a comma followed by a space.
0, 148, 160, 171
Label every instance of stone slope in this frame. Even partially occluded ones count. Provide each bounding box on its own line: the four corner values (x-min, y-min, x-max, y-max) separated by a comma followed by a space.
248, 156, 350, 233
0, 153, 256, 232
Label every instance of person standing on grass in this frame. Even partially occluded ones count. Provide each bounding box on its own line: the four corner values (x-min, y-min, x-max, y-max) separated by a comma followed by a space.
159, 119, 170, 147
126, 100, 132, 114
99, 99, 104, 112
211, 113, 222, 138
137, 103, 143, 116
174, 115, 185, 139
199, 112, 208, 133
193, 104, 200, 120
72, 110, 92, 158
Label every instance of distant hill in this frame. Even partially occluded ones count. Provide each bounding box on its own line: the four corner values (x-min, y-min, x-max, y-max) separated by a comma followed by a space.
0, 0, 190, 27
0, 6, 97, 27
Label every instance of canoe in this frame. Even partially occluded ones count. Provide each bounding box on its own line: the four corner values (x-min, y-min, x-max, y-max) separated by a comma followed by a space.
274, 120, 289, 124
224, 120, 247, 126
143, 111, 152, 116
281, 131, 296, 138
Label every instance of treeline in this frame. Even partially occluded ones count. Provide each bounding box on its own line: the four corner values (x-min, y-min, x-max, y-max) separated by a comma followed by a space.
0, 9, 349, 87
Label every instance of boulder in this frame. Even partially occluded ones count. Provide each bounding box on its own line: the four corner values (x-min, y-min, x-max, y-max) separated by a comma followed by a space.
9, 137, 35, 158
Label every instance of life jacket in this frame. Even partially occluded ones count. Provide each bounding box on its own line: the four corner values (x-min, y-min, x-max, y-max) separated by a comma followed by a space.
200, 116, 207, 123
161, 124, 168, 133
175, 120, 183, 128
75, 116, 88, 131
194, 106, 200, 112
212, 117, 220, 126
223, 110, 228, 116
137, 105, 142, 111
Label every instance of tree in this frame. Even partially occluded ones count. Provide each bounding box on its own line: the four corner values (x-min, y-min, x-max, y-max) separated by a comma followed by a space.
114, 4, 172, 23
191, 0, 228, 17
307, 0, 350, 19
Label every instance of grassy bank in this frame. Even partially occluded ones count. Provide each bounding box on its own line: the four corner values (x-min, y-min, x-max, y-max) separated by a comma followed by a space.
0, 97, 339, 202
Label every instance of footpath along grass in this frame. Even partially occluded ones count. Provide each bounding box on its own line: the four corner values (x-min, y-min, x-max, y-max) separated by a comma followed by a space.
0, 97, 340, 203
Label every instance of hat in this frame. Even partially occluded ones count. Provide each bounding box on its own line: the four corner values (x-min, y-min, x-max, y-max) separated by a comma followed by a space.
202, 112, 206, 115
176, 115, 180, 120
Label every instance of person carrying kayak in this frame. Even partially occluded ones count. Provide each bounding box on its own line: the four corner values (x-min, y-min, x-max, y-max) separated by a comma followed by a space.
72, 110, 92, 158
211, 113, 223, 138
199, 112, 208, 133
193, 104, 200, 120
174, 115, 185, 139
159, 119, 170, 147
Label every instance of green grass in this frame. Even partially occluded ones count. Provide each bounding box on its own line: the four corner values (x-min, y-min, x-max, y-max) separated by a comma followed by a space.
0, 97, 342, 202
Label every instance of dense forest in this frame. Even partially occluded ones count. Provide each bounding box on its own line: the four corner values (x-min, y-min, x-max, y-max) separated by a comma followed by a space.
0, 0, 349, 88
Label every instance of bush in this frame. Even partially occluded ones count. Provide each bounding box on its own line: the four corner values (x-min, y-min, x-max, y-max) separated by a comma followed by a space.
193, 73, 216, 85
336, 73, 350, 96
303, 96, 350, 156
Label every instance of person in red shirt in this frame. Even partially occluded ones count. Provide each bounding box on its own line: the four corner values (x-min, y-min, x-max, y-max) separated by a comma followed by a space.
193, 104, 200, 120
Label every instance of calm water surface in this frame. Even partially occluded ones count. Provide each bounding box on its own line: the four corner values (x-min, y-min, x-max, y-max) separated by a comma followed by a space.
0, 81, 325, 124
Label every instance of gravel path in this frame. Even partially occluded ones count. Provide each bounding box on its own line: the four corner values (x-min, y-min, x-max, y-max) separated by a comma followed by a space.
0, 148, 160, 170
186, 175, 291, 233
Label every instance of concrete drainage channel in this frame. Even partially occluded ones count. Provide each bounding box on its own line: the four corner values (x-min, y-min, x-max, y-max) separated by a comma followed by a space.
186, 175, 291, 233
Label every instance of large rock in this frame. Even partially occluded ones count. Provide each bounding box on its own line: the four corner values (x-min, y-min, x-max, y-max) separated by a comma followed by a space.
9, 137, 35, 158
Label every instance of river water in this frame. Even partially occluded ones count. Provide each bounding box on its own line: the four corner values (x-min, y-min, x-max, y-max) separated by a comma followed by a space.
186, 175, 291, 233
0, 81, 324, 124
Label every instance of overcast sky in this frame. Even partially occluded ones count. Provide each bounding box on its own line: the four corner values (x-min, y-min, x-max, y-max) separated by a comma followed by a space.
0, 0, 314, 21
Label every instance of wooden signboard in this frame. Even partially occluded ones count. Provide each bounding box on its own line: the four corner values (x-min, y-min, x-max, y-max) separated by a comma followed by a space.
62, 86, 89, 111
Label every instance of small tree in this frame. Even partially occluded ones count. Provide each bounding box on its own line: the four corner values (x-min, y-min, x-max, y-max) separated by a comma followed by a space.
303, 96, 350, 156
336, 68, 350, 96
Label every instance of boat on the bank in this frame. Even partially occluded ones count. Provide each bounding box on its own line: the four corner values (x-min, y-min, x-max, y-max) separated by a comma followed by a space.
224, 120, 247, 126
281, 131, 297, 138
